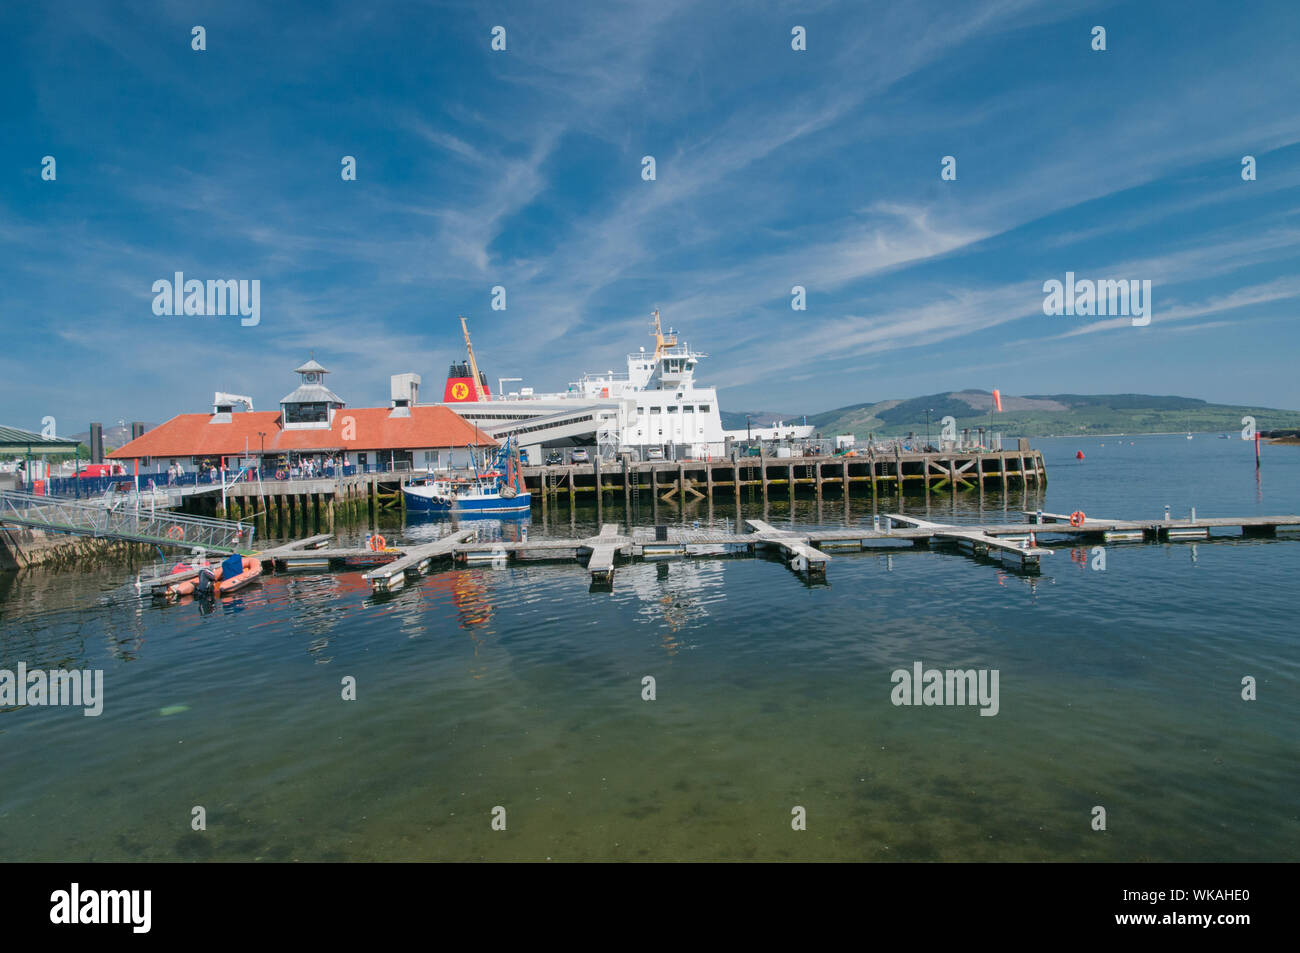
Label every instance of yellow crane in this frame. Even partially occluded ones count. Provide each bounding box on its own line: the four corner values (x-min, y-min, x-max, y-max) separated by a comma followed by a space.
459, 315, 487, 401
650, 308, 677, 360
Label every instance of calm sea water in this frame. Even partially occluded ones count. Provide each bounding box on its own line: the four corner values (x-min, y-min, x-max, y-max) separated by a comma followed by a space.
2, 435, 1297, 861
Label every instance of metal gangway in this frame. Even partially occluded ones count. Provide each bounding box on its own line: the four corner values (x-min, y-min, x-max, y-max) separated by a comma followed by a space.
0, 489, 254, 554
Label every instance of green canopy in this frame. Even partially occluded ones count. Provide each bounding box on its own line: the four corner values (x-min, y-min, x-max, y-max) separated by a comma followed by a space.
0, 424, 82, 455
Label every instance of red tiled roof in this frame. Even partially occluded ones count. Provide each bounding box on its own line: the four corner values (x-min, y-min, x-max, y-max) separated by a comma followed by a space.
108, 406, 497, 459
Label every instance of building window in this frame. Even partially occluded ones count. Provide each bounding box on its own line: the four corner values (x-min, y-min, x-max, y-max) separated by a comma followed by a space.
285, 402, 329, 424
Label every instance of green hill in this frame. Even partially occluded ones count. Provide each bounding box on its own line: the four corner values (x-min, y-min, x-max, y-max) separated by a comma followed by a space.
726, 392, 1300, 438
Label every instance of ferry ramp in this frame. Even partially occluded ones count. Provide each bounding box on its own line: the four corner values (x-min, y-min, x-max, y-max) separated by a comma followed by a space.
480, 405, 612, 447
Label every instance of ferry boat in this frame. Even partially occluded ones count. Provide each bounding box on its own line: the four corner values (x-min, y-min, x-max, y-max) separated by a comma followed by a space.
439, 310, 812, 461
403, 438, 530, 514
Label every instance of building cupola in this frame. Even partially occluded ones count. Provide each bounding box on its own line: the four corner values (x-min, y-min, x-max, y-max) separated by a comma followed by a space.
280, 357, 345, 429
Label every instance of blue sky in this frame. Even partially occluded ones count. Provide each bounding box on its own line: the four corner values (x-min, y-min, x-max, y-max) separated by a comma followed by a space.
2, 0, 1299, 434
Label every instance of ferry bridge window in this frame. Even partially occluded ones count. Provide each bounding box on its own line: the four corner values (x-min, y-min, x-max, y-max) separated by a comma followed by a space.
684, 405, 695, 412
667, 405, 679, 413
650, 407, 661, 414
699, 405, 710, 412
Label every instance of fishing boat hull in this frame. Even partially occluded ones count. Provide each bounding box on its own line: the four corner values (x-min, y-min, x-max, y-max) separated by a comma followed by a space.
405, 437, 531, 513
403, 485, 532, 514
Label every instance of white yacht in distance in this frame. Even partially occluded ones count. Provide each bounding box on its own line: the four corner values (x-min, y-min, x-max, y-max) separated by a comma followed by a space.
436, 311, 810, 462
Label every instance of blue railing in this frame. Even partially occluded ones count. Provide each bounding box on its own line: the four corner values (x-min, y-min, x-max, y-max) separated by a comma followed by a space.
31, 462, 415, 497
39, 476, 135, 498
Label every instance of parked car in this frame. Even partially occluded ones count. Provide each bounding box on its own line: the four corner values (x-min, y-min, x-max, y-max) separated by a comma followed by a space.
545, 449, 563, 465
570, 448, 590, 464
646, 446, 665, 460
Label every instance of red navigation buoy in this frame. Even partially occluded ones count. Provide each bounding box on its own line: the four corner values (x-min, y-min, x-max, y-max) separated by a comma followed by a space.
1076, 450, 1085, 460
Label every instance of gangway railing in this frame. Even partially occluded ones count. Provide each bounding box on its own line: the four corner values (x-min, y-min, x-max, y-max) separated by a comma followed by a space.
0, 489, 253, 554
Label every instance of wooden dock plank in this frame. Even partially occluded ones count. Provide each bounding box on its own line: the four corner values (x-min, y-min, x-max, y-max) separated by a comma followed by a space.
582, 524, 622, 582
363, 530, 476, 591
744, 518, 830, 573
134, 510, 1300, 596
885, 513, 1050, 564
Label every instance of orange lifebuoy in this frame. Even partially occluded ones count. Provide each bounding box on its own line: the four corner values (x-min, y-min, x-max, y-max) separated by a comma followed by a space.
166, 525, 185, 540
369, 534, 386, 552
1069, 510, 1086, 527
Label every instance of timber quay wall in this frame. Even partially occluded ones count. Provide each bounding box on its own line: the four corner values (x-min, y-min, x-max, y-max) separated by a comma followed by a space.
148, 450, 1046, 539
524, 449, 1047, 513
172, 472, 415, 539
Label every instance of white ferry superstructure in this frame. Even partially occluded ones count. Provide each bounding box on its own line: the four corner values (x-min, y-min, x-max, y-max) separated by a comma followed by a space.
435, 310, 811, 462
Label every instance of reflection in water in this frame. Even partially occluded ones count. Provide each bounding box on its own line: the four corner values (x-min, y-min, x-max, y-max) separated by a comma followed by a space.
451, 572, 493, 630
994, 568, 1045, 599
623, 560, 727, 656
405, 513, 531, 544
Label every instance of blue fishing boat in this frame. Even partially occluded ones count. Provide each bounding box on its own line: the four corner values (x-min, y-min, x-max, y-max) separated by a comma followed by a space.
403, 438, 531, 514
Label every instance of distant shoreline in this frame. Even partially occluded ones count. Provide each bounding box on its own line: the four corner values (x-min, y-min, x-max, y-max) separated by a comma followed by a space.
1037, 431, 1224, 439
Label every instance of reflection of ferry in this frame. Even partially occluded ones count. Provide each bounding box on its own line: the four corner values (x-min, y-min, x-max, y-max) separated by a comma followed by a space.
438, 311, 813, 461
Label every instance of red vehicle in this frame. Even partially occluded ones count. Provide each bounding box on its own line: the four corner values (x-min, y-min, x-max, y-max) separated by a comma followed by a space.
79, 463, 127, 479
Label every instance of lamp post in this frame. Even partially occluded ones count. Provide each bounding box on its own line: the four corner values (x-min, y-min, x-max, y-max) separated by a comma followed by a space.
746, 414, 752, 442
925, 409, 932, 450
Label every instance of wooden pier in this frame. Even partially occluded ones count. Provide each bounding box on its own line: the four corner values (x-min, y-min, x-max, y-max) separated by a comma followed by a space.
889, 513, 1053, 564
134, 510, 1300, 596
171, 472, 417, 538
361, 530, 475, 592
144, 447, 1048, 541
525, 448, 1047, 516
746, 518, 830, 576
